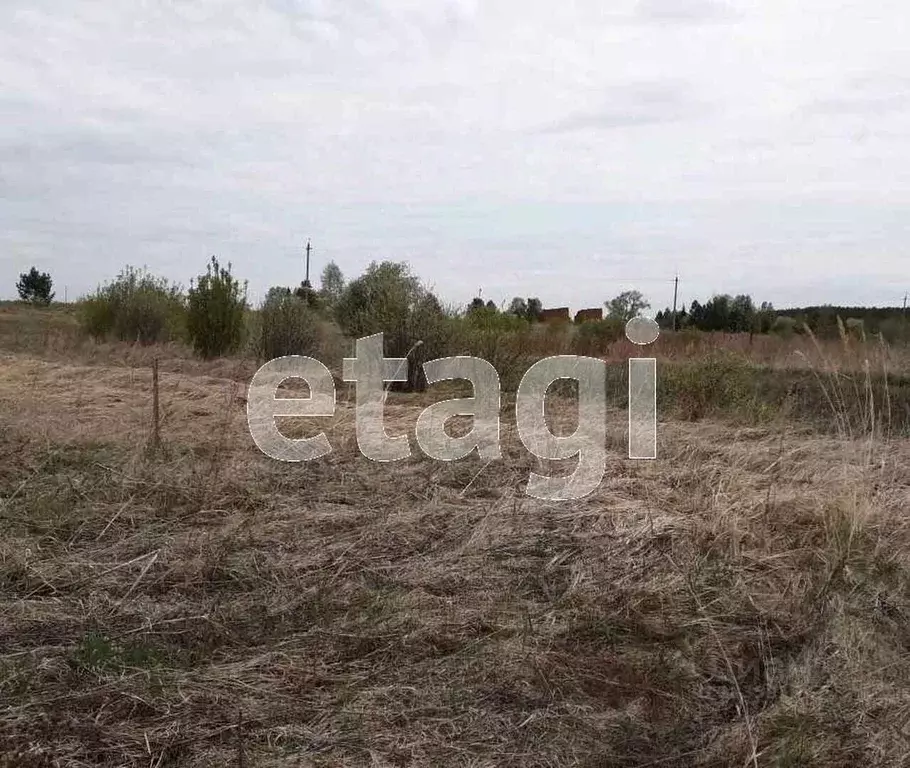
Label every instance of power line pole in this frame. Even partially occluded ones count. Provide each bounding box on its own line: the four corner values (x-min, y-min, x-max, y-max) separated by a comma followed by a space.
671, 273, 679, 331
302, 240, 312, 289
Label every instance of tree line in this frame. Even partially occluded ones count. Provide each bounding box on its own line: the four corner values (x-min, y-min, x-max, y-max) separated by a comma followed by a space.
12, 261, 910, 350
656, 295, 908, 340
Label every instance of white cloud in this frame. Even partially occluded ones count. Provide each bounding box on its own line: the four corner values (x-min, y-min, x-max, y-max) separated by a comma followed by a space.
633, 0, 741, 24
2, 0, 909, 311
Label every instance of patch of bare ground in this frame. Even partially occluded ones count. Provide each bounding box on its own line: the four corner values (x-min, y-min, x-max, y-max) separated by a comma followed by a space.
1, 353, 909, 766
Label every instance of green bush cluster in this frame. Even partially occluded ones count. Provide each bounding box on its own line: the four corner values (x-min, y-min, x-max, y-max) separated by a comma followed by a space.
334, 261, 456, 389
77, 266, 186, 344
186, 256, 247, 359
77, 257, 250, 358
256, 290, 322, 360
771, 315, 799, 337
658, 351, 764, 422
451, 308, 535, 390
571, 318, 625, 356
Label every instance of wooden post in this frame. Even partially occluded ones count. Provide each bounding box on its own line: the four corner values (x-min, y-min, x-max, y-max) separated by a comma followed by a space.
408, 341, 427, 392
150, 358, 161, 452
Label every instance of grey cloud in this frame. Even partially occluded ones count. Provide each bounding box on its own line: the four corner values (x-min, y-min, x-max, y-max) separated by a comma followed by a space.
0, 132, 198, 169
536, 82, 712, 134
2, 1, 910, 310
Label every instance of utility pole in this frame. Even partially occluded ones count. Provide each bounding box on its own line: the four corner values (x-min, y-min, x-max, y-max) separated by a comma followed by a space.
671, 274, 679, 331
302, 240, 312, 289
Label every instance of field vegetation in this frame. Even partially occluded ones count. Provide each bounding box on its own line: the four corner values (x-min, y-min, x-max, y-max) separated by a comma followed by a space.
1, 260, 909, 765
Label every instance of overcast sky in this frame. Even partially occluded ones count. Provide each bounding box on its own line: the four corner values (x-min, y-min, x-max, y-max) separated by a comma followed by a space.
2, 0, 909, 312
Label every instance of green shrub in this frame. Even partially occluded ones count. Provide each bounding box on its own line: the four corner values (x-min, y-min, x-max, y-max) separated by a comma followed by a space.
462, 306, 529, 335
572, 318, 625, 356
186, 256, 247, 359
771, 315, 797, 338
335, 261, 423, 352
257, 292, 321, 360
242, 307, 262, 357
335, 261, 454, 389
450, 310, 535, 391
78, 295, 116, 341
659, 352, 763, 421
77, 266, 186, 344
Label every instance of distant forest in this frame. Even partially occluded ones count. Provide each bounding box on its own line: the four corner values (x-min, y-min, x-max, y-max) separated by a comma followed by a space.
775, 305, 908, 340
655, 296, 908, 341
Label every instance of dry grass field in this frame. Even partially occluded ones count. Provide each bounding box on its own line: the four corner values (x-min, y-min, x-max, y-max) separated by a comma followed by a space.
1, 305, 909, 766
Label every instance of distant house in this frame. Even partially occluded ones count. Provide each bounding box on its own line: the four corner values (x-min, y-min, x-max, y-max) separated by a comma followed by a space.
574, 308, 603, 324
540, 307, 570, 323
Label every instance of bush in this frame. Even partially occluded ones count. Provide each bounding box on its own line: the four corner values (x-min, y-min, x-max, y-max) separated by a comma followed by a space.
77, 266, 185, 344
242, 307, 262, 358
571, 318, 625, 356
450, 309, 535, 391
771, 316, 797, 338
257, 292, 321, 360
78, 295, 116, 341
335, 261, 421, 350
462, 306, 529, 335
879, 317, 910, 344
335, 261, 453, 390
659, 351, 764, 421
186, 256, 247, 359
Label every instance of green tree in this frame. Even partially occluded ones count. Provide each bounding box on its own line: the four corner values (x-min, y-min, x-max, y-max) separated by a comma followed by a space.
335, 261, 451, 391
729, 294, 755, 333
696, 294, 732, 331
676, 305, 689, 328
605, 290, 649, 322
526, 297, 543, 321
264, 286, 292, 304
508, 297, 528, 317
186, 255, 248, 359
467, 296, 485, 313
756, 301, 776, 334
319, 261, 345, 308
16, 267, 55, 305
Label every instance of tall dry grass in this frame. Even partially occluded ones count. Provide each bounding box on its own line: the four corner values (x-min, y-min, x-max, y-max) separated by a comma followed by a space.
0, 316, 909, 765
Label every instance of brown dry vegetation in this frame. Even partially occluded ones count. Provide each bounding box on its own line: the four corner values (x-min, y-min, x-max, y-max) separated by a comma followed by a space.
1, 304, 909, 766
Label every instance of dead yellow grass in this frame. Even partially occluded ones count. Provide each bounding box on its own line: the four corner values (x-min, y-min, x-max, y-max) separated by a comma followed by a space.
1, 332, 909, 766
0, 353, 251, 449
